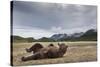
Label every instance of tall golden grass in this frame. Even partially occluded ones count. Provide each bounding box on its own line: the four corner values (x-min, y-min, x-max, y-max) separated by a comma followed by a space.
12, 41, 97, 66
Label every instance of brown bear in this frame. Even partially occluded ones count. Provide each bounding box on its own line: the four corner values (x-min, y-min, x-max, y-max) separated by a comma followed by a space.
21, 43, 68, 61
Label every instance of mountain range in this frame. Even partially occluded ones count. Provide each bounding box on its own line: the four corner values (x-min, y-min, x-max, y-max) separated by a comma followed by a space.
12, 29, 97, 42
50, 32, 84, 41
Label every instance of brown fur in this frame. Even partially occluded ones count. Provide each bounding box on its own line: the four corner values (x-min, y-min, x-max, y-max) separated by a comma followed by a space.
22, 43, 68, 61
25, 43, 43, 54
48, 44, 54, 47
47, 43, 68, 58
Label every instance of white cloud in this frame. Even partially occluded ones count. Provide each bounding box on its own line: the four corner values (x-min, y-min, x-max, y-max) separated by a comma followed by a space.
13, 27, 54, 39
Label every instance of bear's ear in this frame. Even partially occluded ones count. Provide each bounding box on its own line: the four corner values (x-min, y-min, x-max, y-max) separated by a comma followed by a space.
58, 43, 62, 47
49, 44, 54, 46
66, 45, 68, 48
58, 43, 60, 46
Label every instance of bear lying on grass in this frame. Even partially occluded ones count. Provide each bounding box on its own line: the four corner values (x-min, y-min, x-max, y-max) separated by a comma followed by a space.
21, 43, 68, 61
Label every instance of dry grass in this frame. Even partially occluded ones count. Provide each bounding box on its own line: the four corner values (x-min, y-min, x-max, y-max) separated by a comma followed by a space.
12, 41, 97, 66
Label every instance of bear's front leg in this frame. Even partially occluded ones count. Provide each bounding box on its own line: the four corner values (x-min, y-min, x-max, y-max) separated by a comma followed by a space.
21, 52, 44, 61
21, 55, 35, 61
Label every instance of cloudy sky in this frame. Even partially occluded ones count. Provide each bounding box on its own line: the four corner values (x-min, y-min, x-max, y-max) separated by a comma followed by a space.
12, 1, 97, 39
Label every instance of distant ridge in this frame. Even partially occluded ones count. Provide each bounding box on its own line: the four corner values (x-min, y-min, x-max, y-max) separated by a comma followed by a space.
12, 29, 97, 42
11, 35, 35, 42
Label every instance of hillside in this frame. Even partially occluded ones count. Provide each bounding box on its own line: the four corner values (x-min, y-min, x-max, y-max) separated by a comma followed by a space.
11, 35, 35, 42
79, 29, 97, 41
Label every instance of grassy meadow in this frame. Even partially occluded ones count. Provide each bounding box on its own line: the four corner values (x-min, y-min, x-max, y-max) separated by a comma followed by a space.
12, 41, 97, 66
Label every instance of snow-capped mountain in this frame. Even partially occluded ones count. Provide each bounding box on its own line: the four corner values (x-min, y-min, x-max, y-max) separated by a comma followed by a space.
50, 34, 68, 40
50, 32, 83, 40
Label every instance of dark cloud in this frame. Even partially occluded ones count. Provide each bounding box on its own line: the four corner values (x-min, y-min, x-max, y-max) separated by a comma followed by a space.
12, 1, 97, 38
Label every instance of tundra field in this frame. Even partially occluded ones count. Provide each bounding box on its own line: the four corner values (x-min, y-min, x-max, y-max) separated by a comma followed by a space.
12, 41, 97, 66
